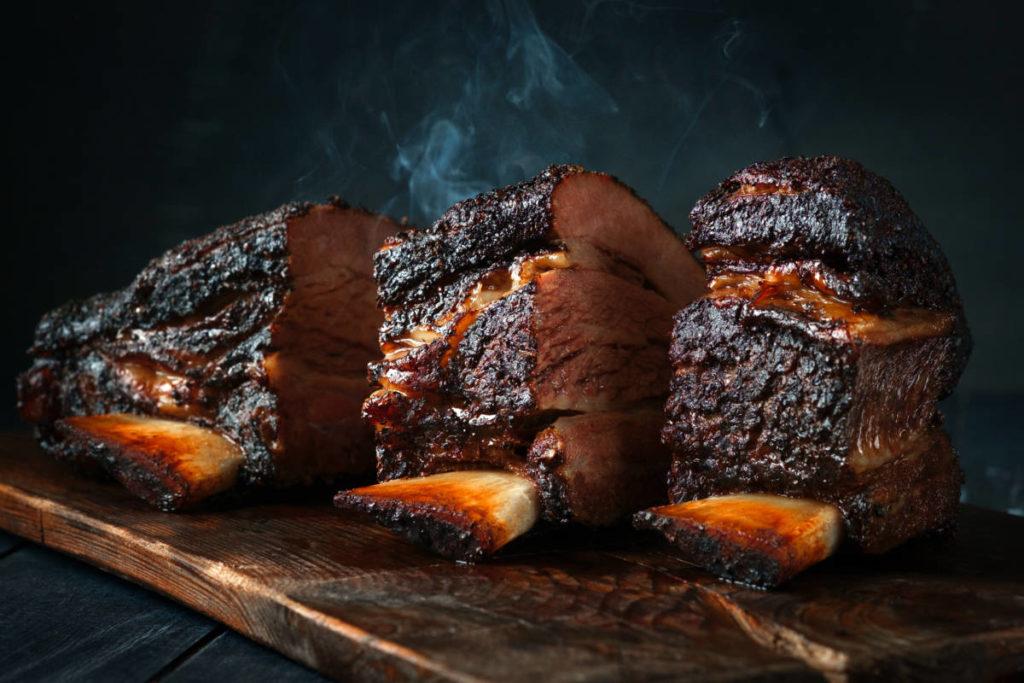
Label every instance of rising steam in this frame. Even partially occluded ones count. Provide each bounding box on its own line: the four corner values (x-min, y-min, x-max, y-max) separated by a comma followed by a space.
390, 0, 618, 219
270, 0, 787, 226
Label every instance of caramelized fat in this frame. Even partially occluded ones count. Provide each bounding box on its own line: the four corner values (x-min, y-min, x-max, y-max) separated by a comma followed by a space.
382, 250, 571, 362
114, 361, 208, 418
731, 183, 800, 198
707, 267, 953, 344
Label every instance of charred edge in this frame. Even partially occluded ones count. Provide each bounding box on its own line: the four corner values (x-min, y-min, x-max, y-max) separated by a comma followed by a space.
47, 420, 193, 511
48, 415, 243, 511
30, 202, 316, 354
634, 508, 785, 589
335, 490, 492, 562
335, 469, 544, 561
373, 165, 584, 307
633, 496, 842, 589
525, 429, 572, 525
687, 155, 963, 313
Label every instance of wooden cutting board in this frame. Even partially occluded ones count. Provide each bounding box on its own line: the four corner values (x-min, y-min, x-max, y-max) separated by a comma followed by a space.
1, 433, 1022, 682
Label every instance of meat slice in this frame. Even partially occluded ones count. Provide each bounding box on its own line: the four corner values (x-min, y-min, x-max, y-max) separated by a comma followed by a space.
527, 409, 669, 527
641, 156, 970, 585
18, 200, 400, 509
339, 165, 703, 557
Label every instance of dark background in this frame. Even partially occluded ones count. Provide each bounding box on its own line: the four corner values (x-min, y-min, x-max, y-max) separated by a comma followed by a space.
3, 1, 1022, 511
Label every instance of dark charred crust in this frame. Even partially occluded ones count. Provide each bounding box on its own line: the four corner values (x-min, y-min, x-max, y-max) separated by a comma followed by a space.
525, 429, 573, 525
633, 508, 784, 589
334, 490, 492, 562
378, 245, 553, 343
32, 203, 312, 354
378, 262, 495, 343
447, 285, 537, 415
664, 298, 856, 498
374, 165, 584, 307
689, 156, 962, 312
664, 296, 967, 551
20, 201, 397, 493
367, 285, 541, 481
363, 389, 530, 482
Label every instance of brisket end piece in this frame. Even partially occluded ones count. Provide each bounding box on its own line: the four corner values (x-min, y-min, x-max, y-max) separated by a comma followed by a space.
659, 156, 970, 560
342, 166, 705, 558
18, 201, 399, 508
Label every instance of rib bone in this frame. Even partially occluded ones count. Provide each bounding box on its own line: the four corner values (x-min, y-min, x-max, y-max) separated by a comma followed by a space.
53, 414, 243, 511
335, 471, 540, 561
634, 494, 843, 588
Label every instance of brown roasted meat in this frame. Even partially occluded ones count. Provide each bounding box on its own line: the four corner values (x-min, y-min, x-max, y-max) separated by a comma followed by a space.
337, 165, 705, 559
636, 156, 970, 586
17, 200, 399, 509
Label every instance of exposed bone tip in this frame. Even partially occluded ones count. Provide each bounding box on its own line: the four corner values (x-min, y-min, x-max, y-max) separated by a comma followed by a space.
335, 470, 540, 561
54, 414, 243, 511
634, 493, 843, 588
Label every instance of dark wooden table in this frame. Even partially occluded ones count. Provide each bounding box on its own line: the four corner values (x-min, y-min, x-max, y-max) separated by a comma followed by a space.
0, 530, 326, 682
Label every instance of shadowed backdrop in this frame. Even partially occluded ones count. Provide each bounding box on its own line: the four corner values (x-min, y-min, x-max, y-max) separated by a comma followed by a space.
4, 0, 1021, 510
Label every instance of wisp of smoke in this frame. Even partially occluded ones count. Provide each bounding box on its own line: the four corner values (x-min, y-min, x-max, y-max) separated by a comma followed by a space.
389, 0, 618, 220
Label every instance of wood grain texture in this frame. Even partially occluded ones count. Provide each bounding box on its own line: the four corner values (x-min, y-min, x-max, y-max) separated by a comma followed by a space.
0, 432, 1022, 681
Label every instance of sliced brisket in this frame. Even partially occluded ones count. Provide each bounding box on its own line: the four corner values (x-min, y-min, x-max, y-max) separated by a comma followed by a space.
18, 200, 399, 508
657, 156, 970, 556
343, 165, 704, 556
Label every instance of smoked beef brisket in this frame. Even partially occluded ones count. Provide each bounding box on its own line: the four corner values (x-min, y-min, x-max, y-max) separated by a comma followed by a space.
18, 200, 399, 509
637, 156, 970, 580
340, 165, 704, 558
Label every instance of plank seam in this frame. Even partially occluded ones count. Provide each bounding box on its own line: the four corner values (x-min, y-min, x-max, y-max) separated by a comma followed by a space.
148, 625, 225, 682
605, 548, 1024, 678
